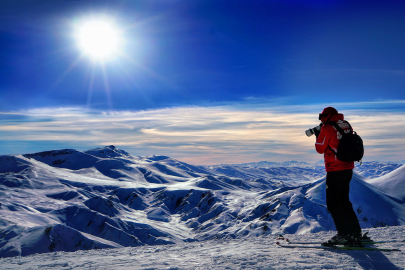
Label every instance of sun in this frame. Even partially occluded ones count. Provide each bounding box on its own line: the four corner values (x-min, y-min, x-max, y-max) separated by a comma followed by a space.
75, 18, 123, 62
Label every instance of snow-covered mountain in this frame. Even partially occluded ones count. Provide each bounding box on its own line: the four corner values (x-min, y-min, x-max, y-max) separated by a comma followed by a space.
354, 162, 403, 179
1, 146, 405, 258
367, 165, 405, 201
206, 160, 402, 179
220, 160, 318, 168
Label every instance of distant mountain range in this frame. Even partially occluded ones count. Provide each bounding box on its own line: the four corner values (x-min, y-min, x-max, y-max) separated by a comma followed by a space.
1, 145, 404, 257
202, 160, 403, 180
219, 159, 404, 168
225, 160, 317, 168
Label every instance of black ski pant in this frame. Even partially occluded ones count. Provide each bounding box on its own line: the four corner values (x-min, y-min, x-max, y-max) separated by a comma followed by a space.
326, 169, 361, 236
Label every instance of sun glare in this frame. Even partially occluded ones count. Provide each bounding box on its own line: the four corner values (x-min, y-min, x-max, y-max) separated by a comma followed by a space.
75, 18, 123, 61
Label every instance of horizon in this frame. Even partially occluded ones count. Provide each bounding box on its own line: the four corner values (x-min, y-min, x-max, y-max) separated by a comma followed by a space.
4, 144, 405, 166
1, 0, 405, 164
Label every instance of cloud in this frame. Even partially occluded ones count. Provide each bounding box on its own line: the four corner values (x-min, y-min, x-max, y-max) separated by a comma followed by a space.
1, 101, 405, 164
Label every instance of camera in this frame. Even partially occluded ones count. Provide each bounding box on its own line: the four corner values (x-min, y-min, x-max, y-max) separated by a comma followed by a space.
305, 125, 321, 137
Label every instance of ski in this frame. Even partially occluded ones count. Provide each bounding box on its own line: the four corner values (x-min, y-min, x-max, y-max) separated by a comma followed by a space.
282, 239, 404, 245
276, 242, 400, 252
277, 233, 404, 245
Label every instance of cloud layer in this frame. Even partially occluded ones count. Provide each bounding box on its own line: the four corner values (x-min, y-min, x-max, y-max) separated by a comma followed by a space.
1, 101, 404, 164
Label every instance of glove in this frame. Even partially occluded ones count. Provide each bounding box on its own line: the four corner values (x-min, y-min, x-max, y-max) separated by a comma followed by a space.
314, 123, 323, 138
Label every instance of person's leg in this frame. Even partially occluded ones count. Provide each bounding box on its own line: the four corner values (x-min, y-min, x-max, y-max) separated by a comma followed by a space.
325, 170, 345, 235
338, 169, 361, 235
325, 169, 361, 236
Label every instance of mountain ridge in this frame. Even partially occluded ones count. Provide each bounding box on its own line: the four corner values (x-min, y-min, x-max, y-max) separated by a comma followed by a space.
1, 145, 405, 257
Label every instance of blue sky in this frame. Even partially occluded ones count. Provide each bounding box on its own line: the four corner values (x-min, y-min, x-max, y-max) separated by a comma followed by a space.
0, 0, 405, 164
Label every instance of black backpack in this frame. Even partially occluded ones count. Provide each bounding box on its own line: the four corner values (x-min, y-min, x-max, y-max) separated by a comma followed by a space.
328, 121, 364, 163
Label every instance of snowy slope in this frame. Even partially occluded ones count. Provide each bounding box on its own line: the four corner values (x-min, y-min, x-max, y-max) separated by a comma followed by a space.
307, 173, 405, 227
355, 162, 403, 179
199, 164, 325, 186
1, 226, 405, 269
1, 146, 405, 259
367, 165, 405, 201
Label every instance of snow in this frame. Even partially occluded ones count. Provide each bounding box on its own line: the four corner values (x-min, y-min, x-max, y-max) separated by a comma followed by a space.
1, 226, 405, 269
355, 162, 403, 179
1, 145, 405, 268
368, 165, 405, 201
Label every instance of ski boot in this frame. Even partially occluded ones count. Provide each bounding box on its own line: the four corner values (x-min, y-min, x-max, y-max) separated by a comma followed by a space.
361, 232, 372, 243
344, 233, 364, 247
321, 234, 346, 247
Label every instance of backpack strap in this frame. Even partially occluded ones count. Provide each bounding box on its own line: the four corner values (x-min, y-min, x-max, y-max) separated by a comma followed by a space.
328, 145, 337, 155
327, 121, 352, 155
329, 121, 352, 136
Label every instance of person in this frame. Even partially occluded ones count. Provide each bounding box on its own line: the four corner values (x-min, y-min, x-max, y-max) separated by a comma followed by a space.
314, 107, 366, 247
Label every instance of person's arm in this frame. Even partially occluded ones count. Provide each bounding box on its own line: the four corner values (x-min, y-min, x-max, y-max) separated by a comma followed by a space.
315, 125, 330, 154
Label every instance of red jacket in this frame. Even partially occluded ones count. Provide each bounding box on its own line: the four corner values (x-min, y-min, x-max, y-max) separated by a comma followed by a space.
315, 113, 355, 172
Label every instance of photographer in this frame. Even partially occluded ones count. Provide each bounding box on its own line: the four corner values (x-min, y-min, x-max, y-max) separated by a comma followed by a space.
312, 107, 364, 247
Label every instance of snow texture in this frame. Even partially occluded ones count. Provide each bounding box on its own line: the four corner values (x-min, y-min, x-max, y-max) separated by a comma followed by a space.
0, 226, 404, 269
